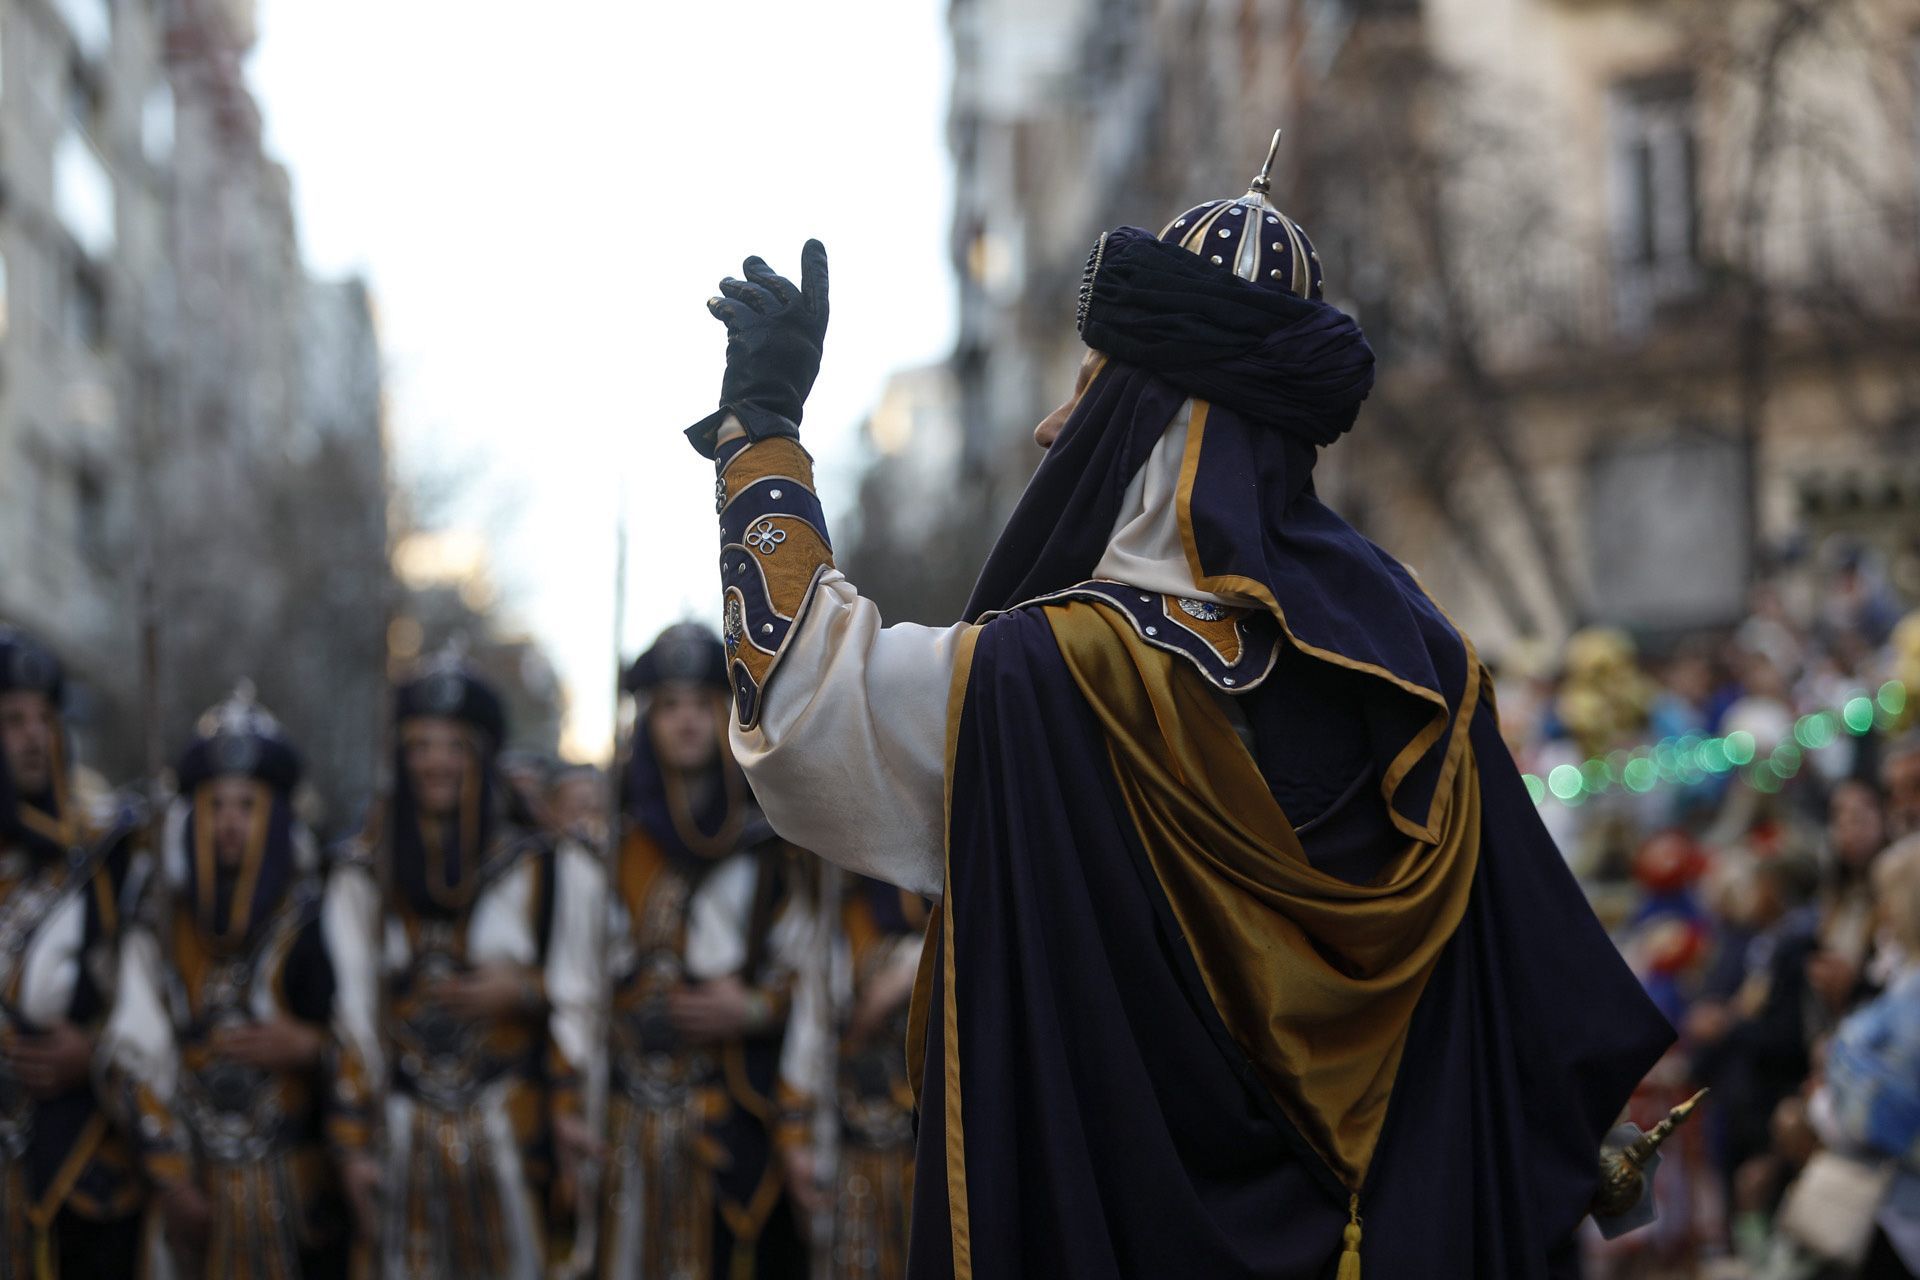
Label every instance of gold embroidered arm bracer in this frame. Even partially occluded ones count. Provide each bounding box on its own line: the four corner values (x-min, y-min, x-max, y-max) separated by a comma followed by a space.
713, 435, 835, 728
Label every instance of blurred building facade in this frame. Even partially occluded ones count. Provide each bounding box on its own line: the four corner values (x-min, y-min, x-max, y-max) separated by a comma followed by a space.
850, 0, 1920, 652
0, 0, 393, 822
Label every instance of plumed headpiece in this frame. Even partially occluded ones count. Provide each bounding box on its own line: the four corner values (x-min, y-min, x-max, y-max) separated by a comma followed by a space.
177, 682, 303, 794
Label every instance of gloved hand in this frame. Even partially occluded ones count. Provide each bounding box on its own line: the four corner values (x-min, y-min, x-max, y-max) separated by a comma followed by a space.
685, 240, 830, 458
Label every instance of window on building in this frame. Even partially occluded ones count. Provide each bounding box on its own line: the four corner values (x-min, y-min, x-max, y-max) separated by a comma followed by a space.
66, 65, 100, 132
1588, 433, 1748, 630
1610, 73, 1700, 329
52, 0, 112, 63
143, 84, 175, 165
74, 464, 109, 565
66, 257, 106, 351
53, 124, 115, 258
1911, 35, 1920, 225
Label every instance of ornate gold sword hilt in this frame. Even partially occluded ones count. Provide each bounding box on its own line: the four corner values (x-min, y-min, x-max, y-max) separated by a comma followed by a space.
1592, 1087, 1708, 1219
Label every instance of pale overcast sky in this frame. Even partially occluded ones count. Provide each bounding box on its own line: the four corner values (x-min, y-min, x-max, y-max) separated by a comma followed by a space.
248, 1, 957, 759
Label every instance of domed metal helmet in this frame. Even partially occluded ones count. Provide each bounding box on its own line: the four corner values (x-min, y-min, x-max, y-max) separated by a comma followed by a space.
1158, 130, 1324, 300
395, 646, 508, 747
623, 622, 728, 696
0, 625, 65, 708
177, 681, 303, 794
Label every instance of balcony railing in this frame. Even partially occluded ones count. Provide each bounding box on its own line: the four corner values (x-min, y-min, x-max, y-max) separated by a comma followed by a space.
1448, 202, 1920, 370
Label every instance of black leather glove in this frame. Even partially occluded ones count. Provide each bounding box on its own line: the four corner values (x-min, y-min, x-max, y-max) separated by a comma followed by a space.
685, 240, 830, 459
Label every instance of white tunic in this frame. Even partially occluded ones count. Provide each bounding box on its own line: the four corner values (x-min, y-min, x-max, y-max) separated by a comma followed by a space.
729, 406, 1212, 901
321, 840, 604, 1095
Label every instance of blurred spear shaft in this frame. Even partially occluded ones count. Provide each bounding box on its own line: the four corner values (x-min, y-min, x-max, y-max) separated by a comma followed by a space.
569, 485, 629, 1279
132, 366, 185, 1056
811, 861, 843, 1276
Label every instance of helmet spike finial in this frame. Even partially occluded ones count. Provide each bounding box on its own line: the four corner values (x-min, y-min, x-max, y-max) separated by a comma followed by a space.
1248, 128, 1284, 198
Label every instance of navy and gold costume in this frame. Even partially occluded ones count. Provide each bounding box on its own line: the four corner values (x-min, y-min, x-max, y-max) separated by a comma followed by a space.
0, 625, 145, 1278
326, 660, 598, 1280
103, 689, 351, 1278
777, 876, 922, 1280
689, 148, 1677, 1278
598, 625, 810, 1280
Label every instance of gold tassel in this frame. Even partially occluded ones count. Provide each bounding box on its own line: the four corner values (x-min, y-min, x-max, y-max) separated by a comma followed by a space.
33, 1224, 54, 1280
1335, 1193, 1362, 1280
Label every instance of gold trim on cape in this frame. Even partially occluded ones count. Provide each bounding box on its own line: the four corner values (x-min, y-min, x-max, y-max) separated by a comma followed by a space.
1044, 600, 1483, 1191
1173, 399, 1473, 845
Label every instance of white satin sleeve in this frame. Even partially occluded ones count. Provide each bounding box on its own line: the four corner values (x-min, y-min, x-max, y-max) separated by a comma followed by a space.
545, 844, 604, 1074
778, 941, 830, 1100
730, 568, 966, 899
99, 926, 178, 1096
322, 862, 384, 1083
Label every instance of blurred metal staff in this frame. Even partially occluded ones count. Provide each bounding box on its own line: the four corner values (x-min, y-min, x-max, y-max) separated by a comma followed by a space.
550, 500, 633, 1280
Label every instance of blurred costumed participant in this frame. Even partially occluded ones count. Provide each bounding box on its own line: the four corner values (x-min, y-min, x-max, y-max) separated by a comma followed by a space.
597, 623, 812, 1280
680, 138, 1675, 1278
102, 688, 351, 1278
776, 876, 925, 1280
325, 656, 600, 1279
0, 624, 147, 1276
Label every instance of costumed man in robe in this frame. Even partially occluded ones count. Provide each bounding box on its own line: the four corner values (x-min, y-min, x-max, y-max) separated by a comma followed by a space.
102, 686, 352, 1278
775, 875, 924, 1280
683, 141, 1680, 1278
324, 656, 600, 1279
596, 623, 811, 1280
0, 623, 147, 1277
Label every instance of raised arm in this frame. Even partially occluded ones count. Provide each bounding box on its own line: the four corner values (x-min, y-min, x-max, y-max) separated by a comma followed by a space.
687, 243, 955, 897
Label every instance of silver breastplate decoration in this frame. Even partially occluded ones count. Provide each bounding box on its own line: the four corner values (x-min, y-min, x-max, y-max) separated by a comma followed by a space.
391, 919, 506, 1113
610, 874, 712, 1107
176, 957, 286, 1166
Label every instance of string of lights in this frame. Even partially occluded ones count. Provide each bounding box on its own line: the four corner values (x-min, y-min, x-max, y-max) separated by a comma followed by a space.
1522, 680, 1909, 808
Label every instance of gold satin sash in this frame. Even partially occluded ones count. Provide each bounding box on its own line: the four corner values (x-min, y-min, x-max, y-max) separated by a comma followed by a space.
1046, 600, 1483, 1190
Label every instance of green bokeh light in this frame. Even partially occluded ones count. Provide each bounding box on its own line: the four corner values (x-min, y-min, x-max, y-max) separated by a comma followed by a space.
1522, 681, 1905, 809
1771, 743, 1803, 778
1548, 764, 1584, 801
1844, 697, 1876, 734
1794, 713, 1837, 751
1880, 681, 1907, 717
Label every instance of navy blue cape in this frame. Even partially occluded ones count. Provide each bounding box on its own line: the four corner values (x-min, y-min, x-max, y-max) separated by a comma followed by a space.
906, 606, 1673, 1279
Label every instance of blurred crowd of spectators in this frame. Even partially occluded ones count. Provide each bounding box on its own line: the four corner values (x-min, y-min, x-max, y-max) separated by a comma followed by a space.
1494, 541, 1920, 1280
